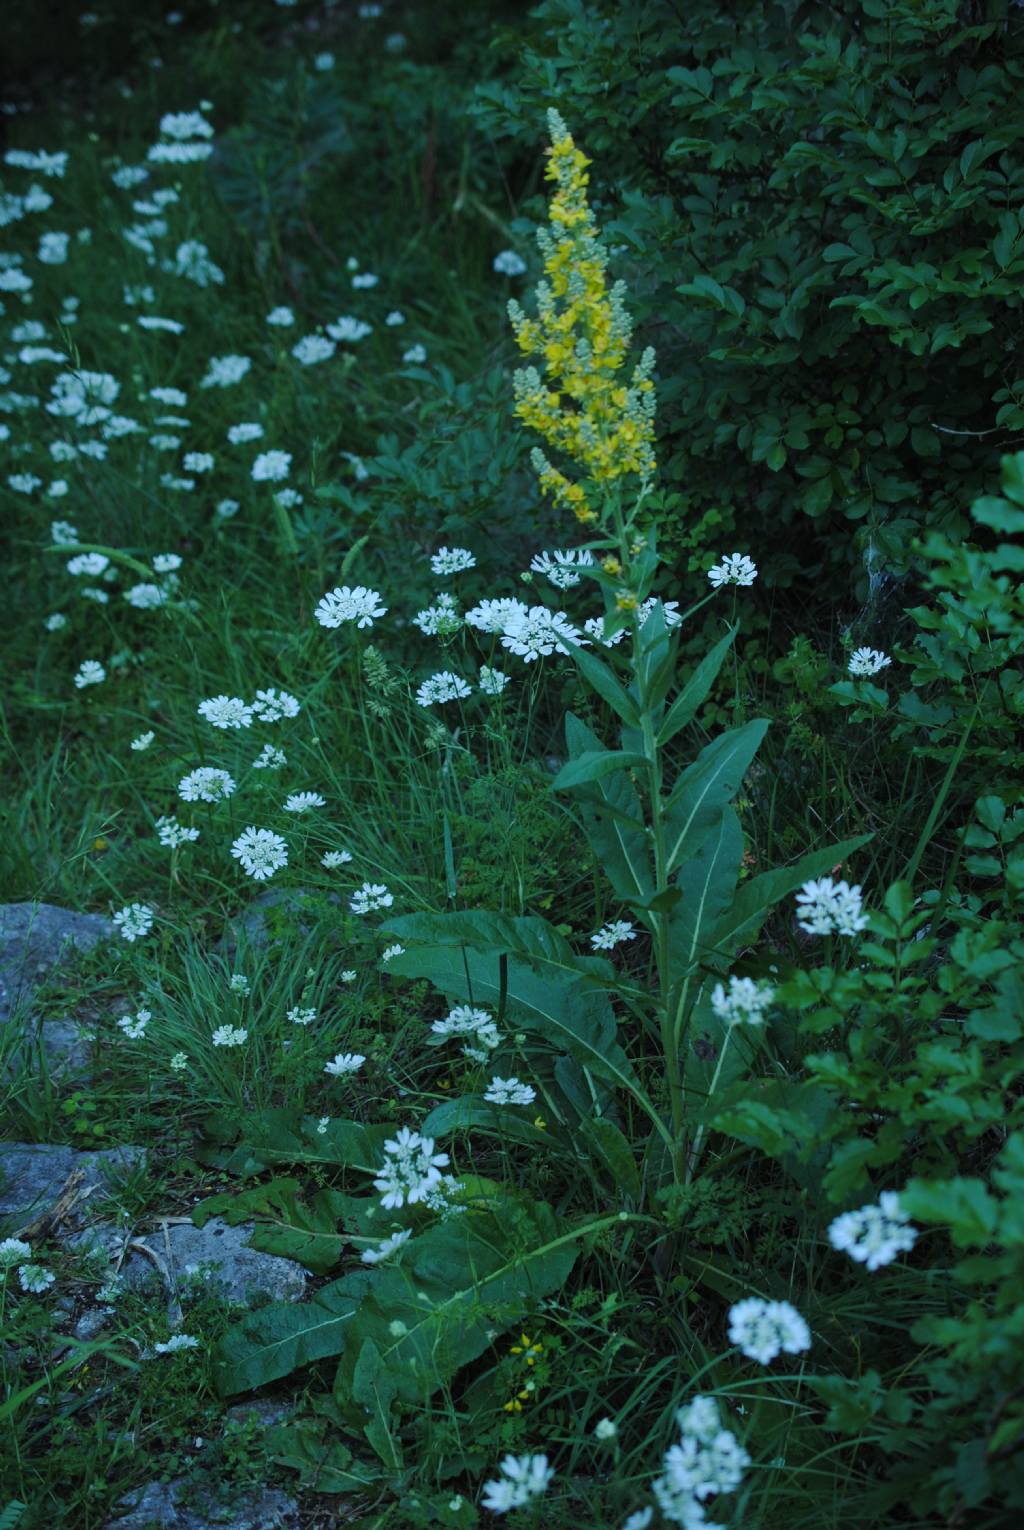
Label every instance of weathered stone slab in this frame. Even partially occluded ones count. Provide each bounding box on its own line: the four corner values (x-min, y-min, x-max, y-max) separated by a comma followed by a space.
76, 1217, 307, 1304
0, 902, 112, 1022
104, 1480, 298, 1529
0, 1142, 146, 1222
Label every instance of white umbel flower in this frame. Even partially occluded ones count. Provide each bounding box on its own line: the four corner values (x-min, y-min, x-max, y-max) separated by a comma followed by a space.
113, 903, 154, 942
530, 547, 595, 589
74, 660, 106, 689
710, 975, 775, 1026
324, 1052, 366, 1076
211, 1025, 247, 1047
251, 687, 300, 722
197, 695, 253, 729
360, 1229, 412, 1265
707, 553, 758, 588
349, 882, 393, 914
231, 826, 288, 881
727, 1297, 811, 1364
590, 920, 636, 951
283, 791, 325, 813
415, 672, 472, 707
178, 766, 235, 803
828, 1191, 917, 1271
795, 876, 868, 936
374, 1127, 450, 1209
848, 647, 892, 677
314, 584, 387, 630
429, 546, 476, 576
481, 1455, 554, 1515
484, 1077, 536, 1106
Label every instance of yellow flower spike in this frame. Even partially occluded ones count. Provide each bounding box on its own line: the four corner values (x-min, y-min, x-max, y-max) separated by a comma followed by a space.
508, 110, 657, 528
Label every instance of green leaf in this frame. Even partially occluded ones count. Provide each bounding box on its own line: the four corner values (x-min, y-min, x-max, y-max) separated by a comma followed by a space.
578, 1116, 641, 1199
657, 626, 737, 745
382, 908, 611, 985
193, 1178, 349, 1274
902, 1177, 1000, 1246
265, 1420, 382, 1494
201, 1109, 388, 1179
663, 720, 768, 876
213, 1272, 372, 1395
351, 1338, 403, 1469
668, 809, 745, 981
564, 714, 655, 905
707, 834, 873, 956
422, 1095, 562, 1151
561, 636, 641, 727
551, 749, 650, 792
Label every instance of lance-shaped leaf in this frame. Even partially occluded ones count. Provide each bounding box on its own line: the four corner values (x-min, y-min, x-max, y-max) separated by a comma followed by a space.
706, 833, 873, 957
565, 713, 654, 905
388, 939, 641, 1094
265, 1420, 382, 1494
668, 807, 745, 982
663, 719, 768, 876
422, 1095, 566, 1151
657, 626, 737, 745
201, 1109, 388, 1179
382, 908, 611, 985
561, 636, 641, 726
551, 749, 650, 793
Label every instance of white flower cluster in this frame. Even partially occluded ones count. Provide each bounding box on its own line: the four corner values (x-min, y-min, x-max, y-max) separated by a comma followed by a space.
530, 547, 595, 590
373, 1127, 450, 1209
848, 646, 892, 677
0, 1239, 56, 1295
828, 1191, 917, 1271
481, 1454, 553, 1515
112, 903, 154, 942
231, 826, 288, 881
484, 1076, 536, 1106
707, 553, 758, 588
315, 585, 387, 630
710, 975, 775, 1026
431, 1004, 500, 1062
415, 671, 472, 707
795, 876, 868, 936
429, 546, 475, 576
350, 882, 393, 914
590, 920, 636, 951
653, 1394, 750, 1527
727, 1297, 811, 1365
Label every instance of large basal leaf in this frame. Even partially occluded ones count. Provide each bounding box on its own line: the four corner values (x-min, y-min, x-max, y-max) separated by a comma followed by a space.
193, 1178, 351, 1274
422, 1095, 566, 1151
388, 939, 640, 1094
265, 1419, 382, 1494
663, 719, 769, 876
201, 1109, 389, 1179
667, 808, 745, 983
706, 833, 873, 956
564, 713, 654, 905
333, 1202, 579, 1409
382, 909, 612, 985
214, 1270, 373, 1395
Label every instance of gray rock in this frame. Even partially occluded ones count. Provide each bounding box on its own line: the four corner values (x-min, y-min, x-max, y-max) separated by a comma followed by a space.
0, 1143, 146, 1223
105, 1480, 298, 1530
73, 1305, 115, 1341
225, 887, 339, 953
0, 902, 112, 1022
225, 1400, 292, 1431
75, 1217, 307, 1305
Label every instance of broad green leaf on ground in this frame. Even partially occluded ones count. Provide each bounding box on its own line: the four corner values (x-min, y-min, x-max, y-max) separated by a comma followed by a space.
193, 1178, 351, 1274
199, 1109, 388, 1178
422, 1095, 565, 1150
265, 1420, 382, 1494
664, 720, 769, 876
333, 1201, 580, 1408
213, 1271, 374, 1395
578, 1115, 641, 1200
352, 1338, 403, 1469
564, 713, 654, 904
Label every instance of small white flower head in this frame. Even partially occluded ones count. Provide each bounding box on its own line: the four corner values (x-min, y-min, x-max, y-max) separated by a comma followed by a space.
795, 876, 868, 937
621, 1512, 654, 1530
350, 882, 393, 915
848, 646, 892, 678
360, 1229, 412, 1265
530, 547, 595, 590
654, 1394, 750, 1516
484, 1076, 536, 1107
431, 1005, 500, 1053
292, 334, 336, 365
200, 354, 251, 389
478, 666, 509, 696
81, 588, 110, 606
251, 687, 300, 722
211, 1025, 247, 1047
381, 943, 405, 963
266, 306, 295, 327
231, 826, 288, 881
67, 552, 109, 577
216, 498, 240, 519
708, 553, 758, 588
352, 270, 378, 289
493, 248, 528, 277
45, 613, 68, 632
374, 1127, 450, 1209
314, 584, 387, 630
152, 553, 183, 574
594, 1418, 618, 1442
252, 450, 292, 482
74, 660, 106, 689
828, 1191, 917, 1271
429, 546, 476, 577
317, 1116, 330, 1134
18, 1264, 56, 1294
227, 422, 264, 444
341, 969, 357, 983
183, 451, 214, 474
402, 343, 427, 364
590, 920, 636, 951
170, 1051, 189, 1072
412, 592, 462, 638
314, 51, 335, 71
321, 850, 353, 868
501, 605, 583, 663
125, 583, 168, 610
283, 791, 326, 814
0, 1238, 33, 1268
287, 1006, 317, 1027
415, 672, 472, 707
710, 975, 775, 1026
252, 743, 287, 771
727, 1297, 811, 1364
198, 695, 253, 730
50, 518, 79, 546
117, 1007, 151, 1040
157, 816, 200, 848
385, 309, 405, 326
153, 1333, 200, 1353
113, 903, 154, 942
481, 1454, 554, 1515
327, 315, 373, 343
178, 766, 236, 803
229, 973, 250, 995
324, 1052, 365, 1076
130, 731, 155, 751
